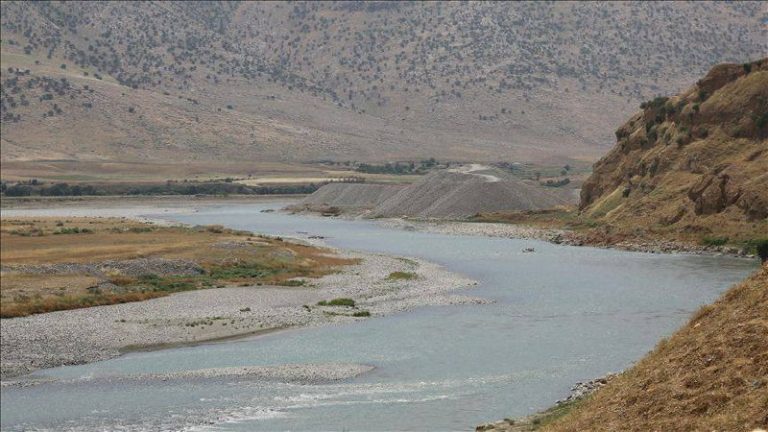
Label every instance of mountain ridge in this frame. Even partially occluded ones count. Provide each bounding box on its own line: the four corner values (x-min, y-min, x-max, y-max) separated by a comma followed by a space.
2, 1, 765, 165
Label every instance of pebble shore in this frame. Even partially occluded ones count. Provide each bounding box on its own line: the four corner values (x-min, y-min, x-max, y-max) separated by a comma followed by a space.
1, 241, 478, 381
381, 219, 757, 258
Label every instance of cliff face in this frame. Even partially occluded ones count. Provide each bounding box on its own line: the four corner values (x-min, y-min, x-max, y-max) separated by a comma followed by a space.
580, 59, 768, 239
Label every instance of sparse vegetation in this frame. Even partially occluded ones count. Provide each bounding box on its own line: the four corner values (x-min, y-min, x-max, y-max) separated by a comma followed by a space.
1, 217, 356, 317
701, 236, 729, 247
0, 2, 763, 167
0, 180, 320, 197
317, 298, 356, 307
751, 239, 768, 262
387, 271, 417, 281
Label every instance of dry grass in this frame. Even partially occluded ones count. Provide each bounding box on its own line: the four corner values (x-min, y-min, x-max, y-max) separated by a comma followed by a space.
543, 266, 768, 432
1, 217, 356, 317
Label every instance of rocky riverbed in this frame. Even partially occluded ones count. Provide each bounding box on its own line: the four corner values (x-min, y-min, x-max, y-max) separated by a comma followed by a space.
0, 243, 478, 381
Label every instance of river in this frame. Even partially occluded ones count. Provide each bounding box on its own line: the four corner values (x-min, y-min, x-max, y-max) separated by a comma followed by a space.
0, 201, 757, 431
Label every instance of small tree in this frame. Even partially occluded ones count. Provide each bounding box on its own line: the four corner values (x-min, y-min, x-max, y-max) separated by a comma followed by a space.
755, 240, 768, 263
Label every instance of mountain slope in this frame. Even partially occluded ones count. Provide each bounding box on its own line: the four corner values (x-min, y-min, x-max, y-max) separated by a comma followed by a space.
579, 58, 768, 242
1, 2, 765, 165
544, 266, 768, 431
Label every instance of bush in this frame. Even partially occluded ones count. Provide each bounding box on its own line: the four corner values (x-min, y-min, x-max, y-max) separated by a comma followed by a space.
353, 310, 371, 317
317, 298, 355, 307
53, 227, 93, 235
278, 279, 306, 287
752, 239, 768, 262
701, 236, 728, 247
387, 271, 417, 280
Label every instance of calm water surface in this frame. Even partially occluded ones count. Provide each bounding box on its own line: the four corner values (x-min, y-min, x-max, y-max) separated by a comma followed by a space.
0, 202, 757, 431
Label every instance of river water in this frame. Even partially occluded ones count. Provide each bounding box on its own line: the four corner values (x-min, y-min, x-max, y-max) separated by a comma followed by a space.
0, 201, 757, 431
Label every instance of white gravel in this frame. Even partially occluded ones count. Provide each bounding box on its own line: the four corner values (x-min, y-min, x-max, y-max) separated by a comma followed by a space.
379, 218, 568, 241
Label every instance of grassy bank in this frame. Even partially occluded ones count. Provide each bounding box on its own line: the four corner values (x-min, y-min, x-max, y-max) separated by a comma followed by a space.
1, 217, 356, 317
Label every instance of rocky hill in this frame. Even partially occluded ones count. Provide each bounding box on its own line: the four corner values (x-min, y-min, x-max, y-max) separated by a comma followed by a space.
579, 58, 768, 243
1, 2, 765, 166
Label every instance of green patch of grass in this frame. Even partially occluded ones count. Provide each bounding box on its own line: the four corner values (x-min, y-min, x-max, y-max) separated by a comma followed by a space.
317, 298, 355, 307
137, 274, 200, 292
352, 310, 371, 317
276, 279, 307, 287
701, 236, 729, 247
387, 271, 417, 281
208, 262, 277, 279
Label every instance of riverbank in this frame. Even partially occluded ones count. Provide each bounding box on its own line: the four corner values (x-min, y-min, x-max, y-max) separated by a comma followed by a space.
479, 265, 768, 431
0, 194, 302, 209
1, 228, 477, 381
378, 219, 760, 259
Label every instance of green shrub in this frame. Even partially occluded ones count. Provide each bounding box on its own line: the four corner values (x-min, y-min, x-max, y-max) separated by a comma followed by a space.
209, 263, 272, 279
701, 236, 728, 247
353, 310, 371, 317
387, 271, 417, 280
317, 298, 355, 307
750, 239, 768, 262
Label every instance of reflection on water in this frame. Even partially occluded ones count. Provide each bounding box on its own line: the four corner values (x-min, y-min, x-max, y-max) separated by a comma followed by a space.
0, 202, 757, 431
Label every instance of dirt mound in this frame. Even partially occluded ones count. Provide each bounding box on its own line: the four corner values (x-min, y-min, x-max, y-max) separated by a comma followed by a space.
293, 183, 405, 212
371, 165, 567, 219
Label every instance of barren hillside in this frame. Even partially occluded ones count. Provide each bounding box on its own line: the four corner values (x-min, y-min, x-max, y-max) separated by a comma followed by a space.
1, 1, 765, 166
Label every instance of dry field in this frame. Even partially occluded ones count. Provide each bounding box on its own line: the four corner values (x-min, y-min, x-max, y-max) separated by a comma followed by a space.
0, 217, 355, 318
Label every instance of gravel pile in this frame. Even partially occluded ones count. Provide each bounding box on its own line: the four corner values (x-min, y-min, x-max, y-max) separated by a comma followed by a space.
291, 183, 404, 212
371, 167, 567, 219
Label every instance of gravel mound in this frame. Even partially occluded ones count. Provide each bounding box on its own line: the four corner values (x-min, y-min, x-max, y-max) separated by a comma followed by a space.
292, 183, 404, 211
126, 363, 374, 384
371, 166, 567, 219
